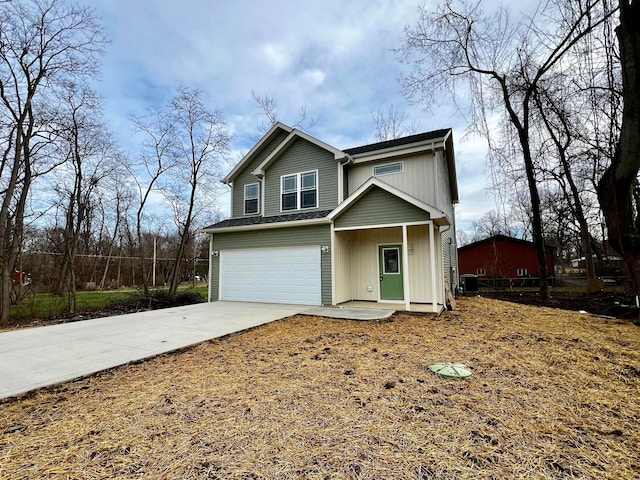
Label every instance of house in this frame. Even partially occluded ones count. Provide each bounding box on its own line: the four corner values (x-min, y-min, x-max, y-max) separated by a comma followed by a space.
457, 234, 555, 283
203, 123, 459, 313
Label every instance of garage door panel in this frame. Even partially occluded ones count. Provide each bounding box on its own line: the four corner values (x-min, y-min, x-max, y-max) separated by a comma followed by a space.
220, 246, 321, 305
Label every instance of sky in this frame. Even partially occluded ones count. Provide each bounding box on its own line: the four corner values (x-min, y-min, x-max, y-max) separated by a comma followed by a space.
90, 0, 495, 236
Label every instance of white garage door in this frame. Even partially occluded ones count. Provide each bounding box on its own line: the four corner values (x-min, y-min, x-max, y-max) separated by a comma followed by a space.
219, 246, 321, 305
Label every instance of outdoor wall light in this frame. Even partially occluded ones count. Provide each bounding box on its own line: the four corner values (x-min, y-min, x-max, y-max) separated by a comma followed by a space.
321, 245, 330, 253
212, 250, 219, 257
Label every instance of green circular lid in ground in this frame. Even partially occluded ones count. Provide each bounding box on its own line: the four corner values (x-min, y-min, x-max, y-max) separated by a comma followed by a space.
429, 363, 472, 379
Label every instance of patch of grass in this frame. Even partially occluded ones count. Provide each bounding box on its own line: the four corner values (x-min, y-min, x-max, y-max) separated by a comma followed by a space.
8, 284, 208, 321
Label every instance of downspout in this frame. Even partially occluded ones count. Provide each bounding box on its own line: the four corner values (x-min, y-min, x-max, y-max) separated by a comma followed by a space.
440, 224, 453, 305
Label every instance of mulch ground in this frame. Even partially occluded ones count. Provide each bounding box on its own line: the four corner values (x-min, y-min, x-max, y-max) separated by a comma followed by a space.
1, 297, 639, 479
481, 290, 640, 320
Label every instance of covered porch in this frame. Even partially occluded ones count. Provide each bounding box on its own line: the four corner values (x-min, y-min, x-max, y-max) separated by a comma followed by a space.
331, 222, 445, 313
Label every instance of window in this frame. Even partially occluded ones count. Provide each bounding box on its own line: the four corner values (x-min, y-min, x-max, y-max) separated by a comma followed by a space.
281, 170, 317, 211
383, 248, 400, 274
244, 183, 259, 215
301, 171, 317, 208
373, 161, 404, 176
516, 268, 528, 277
477, 268, 486, 276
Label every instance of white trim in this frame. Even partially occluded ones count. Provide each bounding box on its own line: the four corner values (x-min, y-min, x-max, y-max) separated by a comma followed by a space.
243, 182, 260, 215
279, 169, 318, 212
334, 220, 430, 232
208, 234, 214, 302
330, 222, 336, 306
202, 217, 330, 234
253, 129, 346, 176
260, 177, 266, 216
429, 221, 438, 313
402, 225, 411, 311
350, 140, 444, 164
337, 162, 343, 203
373, 161, 404, 177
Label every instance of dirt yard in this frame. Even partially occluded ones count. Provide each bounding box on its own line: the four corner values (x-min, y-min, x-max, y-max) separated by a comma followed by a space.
1, 297, 639, 479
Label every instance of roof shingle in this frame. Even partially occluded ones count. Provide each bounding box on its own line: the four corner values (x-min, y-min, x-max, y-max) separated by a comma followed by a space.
344, 128, 451, 156
204, 209, 332, 230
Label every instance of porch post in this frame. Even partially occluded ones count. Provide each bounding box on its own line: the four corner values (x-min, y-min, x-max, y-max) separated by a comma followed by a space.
429, 222, 438, 313
402, 224, 411, 311
330, 223, 336, 306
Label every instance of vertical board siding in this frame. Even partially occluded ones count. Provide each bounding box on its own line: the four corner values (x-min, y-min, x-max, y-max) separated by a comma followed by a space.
231, 129, 290, 218
212, 225, 332, 305
349, 228, 402, 301
347, 152, 436, 205
264, 138, 339, 217
334, 187, 430, 229
333, 232, 352, 304
408, 225, 432, 303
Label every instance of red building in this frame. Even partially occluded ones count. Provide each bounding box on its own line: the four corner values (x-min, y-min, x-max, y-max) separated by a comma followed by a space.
458, 235, 555, 280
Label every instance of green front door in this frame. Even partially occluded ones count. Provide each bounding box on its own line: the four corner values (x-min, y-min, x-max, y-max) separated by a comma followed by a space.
379, 245, 404, 300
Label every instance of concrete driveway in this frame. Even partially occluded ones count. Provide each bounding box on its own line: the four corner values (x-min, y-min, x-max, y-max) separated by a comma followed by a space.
0, 301, 307, 400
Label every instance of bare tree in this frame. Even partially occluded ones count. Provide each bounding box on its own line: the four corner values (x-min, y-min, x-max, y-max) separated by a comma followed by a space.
398, 0, 616, 300
130, 106, 178, 295
371, 105, 420, 141
50, 83, 120, 313
251, 90, 318, 133
471, 210, 519, 241
597, 1, 640, 304
0, 0, 106, 324
98, 173, 132, 290
532, 83, 602, 290
164, 88, 231, 297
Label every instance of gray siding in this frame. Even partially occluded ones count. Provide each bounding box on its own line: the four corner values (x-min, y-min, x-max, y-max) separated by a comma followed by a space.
334, 187, 430, 229
264, 138, 339, 217
231, 130, 290, 218
210, 254, 220, 301
211, 224, 332, 305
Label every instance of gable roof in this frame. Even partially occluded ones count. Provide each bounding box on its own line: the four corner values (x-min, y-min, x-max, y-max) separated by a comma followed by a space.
222, 122, 292, 184
252, 129, 347, 177
328, 177, 451, 226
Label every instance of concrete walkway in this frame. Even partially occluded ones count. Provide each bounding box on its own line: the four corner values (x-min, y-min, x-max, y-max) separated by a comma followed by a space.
305, 306, 395, 321
0, 302, 307, 400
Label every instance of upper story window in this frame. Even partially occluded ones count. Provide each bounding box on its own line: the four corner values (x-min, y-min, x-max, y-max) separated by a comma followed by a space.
244, 183, 259, 215
281, 170, 318, 211
477, 268, 486, 276
373, 161, 404, 176
516, 268, 528, 277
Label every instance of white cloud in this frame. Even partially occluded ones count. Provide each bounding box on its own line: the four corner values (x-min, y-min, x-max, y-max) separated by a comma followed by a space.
262, 43, 292, 72
89, 0, 502, 228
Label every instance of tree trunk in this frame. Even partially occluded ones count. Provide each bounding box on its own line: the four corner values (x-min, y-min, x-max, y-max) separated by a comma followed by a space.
597, 1, 640, 302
